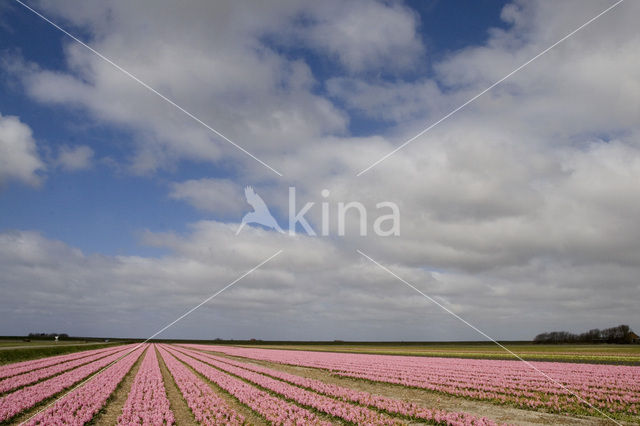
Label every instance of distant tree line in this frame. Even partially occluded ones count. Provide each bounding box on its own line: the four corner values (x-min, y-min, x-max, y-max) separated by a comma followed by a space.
533, 324, 636, 344
28, 332, 70, 339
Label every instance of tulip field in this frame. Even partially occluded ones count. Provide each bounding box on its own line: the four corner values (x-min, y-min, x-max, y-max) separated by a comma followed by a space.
0, 343, 637, 424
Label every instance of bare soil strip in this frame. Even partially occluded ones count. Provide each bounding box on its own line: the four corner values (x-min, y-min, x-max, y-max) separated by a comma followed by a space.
171, 352, 271, 426
173, 346, 403, 425
157, 347, 198, 426
202, 349, 620, 426
8, 385, 87, 425
7, 353, 131, 426
88, 347, 146, 425
0, 348, 127, 398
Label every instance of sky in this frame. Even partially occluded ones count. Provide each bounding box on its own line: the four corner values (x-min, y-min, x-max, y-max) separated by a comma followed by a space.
0, 0, 638, 341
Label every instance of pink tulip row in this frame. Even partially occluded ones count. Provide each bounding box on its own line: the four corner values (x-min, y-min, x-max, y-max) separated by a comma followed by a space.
184, 345, 640, 416
157, 346, 244, 425
162, 345, 330, 425
0, 345, 127, 394
0, 346, 133, 422
25, 346, 145, 425
0, 345, 127, 380
118, 345, 174, 425
170, 346, 401, 425
183, 347, 498, 426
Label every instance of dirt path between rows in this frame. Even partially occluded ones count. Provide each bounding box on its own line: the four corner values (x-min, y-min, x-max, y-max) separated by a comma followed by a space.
89, 347, 146, 425
173, 353, 271, 425
157, 348, 198, 425
7, 350, 134, 425
206, 350, 622, 426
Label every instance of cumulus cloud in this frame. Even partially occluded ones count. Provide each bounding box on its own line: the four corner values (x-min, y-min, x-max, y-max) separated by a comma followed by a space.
0, 228, 444, 339
293, 0, 424, 73
169, 178, 246, 217
1, 219, 637, 339
0, 113, 44, 186
54, 144, 93, 171
2, 0, 640, 339
326, 77, 444, 123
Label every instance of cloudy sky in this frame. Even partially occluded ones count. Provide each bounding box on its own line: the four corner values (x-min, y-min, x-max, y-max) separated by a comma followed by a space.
0, 0, 638, 340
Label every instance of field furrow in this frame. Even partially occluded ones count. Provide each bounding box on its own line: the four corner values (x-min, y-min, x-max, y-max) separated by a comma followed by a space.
23, 345, 145, 425
171, 346, 404, 425
158, 346, 241, 425
117, 344, 174, 425
0, 346, 132, 422
163, 345, 330, 425
0, 345, 125, 380
182, 346, 499, 425
0, 345, 127, 394
1, 343, 637, 424
183, 345, 640, 418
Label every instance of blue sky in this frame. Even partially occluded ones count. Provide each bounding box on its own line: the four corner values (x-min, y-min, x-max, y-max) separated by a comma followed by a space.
1, 0, 638, 340
0, 0, 509, 256
0, 13, 197, 255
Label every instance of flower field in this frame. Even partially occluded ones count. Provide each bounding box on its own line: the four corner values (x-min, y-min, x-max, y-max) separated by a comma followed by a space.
0, 343, 637, 424
184, 344, 640, 420
118, 347, 174, 425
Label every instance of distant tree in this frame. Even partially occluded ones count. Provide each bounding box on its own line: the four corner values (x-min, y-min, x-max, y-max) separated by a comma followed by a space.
533, 332, 549, 343
533, 324, 633, 344
27, 332, 70, 340
580, 328, 601, 342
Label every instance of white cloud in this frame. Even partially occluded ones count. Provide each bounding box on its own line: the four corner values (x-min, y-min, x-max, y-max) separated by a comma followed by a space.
296, 0, 424, 73
9, 0, 361, 174
2, 0, 640, 339
1, 222, 637, 339
0, 113, 44, 186
169, 178, 246, 217
6, 0, 428, 175
54, 144, 93, 171
326, 77, 444, 123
